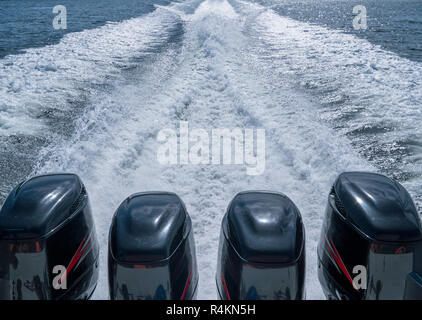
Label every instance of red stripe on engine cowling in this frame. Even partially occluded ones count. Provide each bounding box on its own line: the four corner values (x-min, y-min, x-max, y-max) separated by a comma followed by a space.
327, 238, 356, 289
221, 272, 231, 300
60, 235, 91, 285
180, 269, 192, 300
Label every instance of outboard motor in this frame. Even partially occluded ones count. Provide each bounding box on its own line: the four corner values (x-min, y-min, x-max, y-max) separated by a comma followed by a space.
0, 174, 99, 300
318, 172, 422, 300
216, 191, 306, 300
108, 192, 198, 300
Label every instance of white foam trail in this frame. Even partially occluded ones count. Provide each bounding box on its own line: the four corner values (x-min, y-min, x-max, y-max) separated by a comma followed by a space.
251, 7, 422, 130
0, 7, 181, 136
192, 0, 239, 20
236, 0, 422, 201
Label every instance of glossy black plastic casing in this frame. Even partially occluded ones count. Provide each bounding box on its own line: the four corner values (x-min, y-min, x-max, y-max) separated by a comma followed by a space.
318, 172, 422, 300
0, 174, 99, 300
108, 192, 198, 300
216, 191, 306, 300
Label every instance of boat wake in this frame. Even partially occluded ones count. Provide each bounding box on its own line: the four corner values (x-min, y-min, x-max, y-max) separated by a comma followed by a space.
0, 0, 420, 299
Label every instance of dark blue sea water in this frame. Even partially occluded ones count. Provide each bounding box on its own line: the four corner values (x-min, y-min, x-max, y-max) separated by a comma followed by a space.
1, 0, 421, 61
0, 0, 171, 58
260, 0, 422, 62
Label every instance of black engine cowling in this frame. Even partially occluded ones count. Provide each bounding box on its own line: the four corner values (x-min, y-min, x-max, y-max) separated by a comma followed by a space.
318, 171, 422, 300
0, 173, 99, 300
216, 191, 306, 300
108, 192, 198, 300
